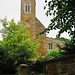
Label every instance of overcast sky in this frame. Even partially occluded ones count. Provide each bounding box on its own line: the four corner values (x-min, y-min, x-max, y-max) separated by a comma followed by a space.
0, 0, 70, 40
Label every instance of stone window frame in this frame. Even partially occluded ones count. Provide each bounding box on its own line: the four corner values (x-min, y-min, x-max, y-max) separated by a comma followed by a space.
48, 43, 53, 50
24, 2, 31, 13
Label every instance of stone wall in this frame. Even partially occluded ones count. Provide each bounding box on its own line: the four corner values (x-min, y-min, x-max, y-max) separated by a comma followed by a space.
45, 54, 75, 75
35, 18, 48, 57
46, 37, 65, 52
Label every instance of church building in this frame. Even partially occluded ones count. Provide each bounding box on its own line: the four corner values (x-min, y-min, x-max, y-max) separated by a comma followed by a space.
21, 0, 65, 57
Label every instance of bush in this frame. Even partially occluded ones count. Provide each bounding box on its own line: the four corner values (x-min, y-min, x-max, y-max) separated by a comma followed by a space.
42, 50, 63, 60
45, 50, 63, 59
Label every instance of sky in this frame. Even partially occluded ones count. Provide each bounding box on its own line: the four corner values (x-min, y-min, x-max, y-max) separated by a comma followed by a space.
0, 0, 70, 40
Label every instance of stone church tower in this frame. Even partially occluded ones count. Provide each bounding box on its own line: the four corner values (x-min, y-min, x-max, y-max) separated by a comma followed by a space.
21, 0, 48, 57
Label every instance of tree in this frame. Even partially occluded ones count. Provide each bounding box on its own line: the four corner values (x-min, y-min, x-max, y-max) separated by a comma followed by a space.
55, 37, 70, 43
0, 41, 17, 74
42, 0, 75, 40
61, 37, 75, 54
0, 18, 40, 65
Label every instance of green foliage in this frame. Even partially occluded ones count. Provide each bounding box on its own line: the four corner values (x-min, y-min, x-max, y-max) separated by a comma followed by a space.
37, 50, 63, 62
28, 50, 64, 74
0, 18, 40, 74
61, 37, 75, 54
28, 60, 45, 74
41, 0, 75, 39
55, 37, 70, 43
42, 0, 75, 54
56, 36, 75, 54
0, 42, 16, 74
29, 50, 63, 74
0, 17, 20, 38
45, 50, 63, 59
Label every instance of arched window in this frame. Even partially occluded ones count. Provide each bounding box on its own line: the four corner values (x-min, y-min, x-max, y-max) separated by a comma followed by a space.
25, 2, 30, 12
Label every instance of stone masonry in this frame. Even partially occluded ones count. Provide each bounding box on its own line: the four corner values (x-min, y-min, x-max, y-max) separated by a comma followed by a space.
46, 37, 65, 52
45, 54, 75, 75
21, 0, 65, 57
21, 0, 48, 57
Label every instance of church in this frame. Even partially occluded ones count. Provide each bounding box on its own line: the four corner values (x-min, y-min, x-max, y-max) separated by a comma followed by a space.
21, 0, 65, 57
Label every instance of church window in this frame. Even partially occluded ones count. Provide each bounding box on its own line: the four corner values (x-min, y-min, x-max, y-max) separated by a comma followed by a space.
25, 2, 30, 12
48, 43, 53, 50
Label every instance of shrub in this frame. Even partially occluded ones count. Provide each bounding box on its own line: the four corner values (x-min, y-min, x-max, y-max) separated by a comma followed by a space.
45, 50, 63, 59
41, 50, 63, 60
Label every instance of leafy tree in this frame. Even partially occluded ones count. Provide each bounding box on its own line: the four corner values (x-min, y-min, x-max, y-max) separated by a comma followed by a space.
55, 36, 70, 43
55, 36, 75, 54
43, 0, 75, 38
0, 18, 40, 65
61, 37, 75, 54
40, 0, 75, 46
